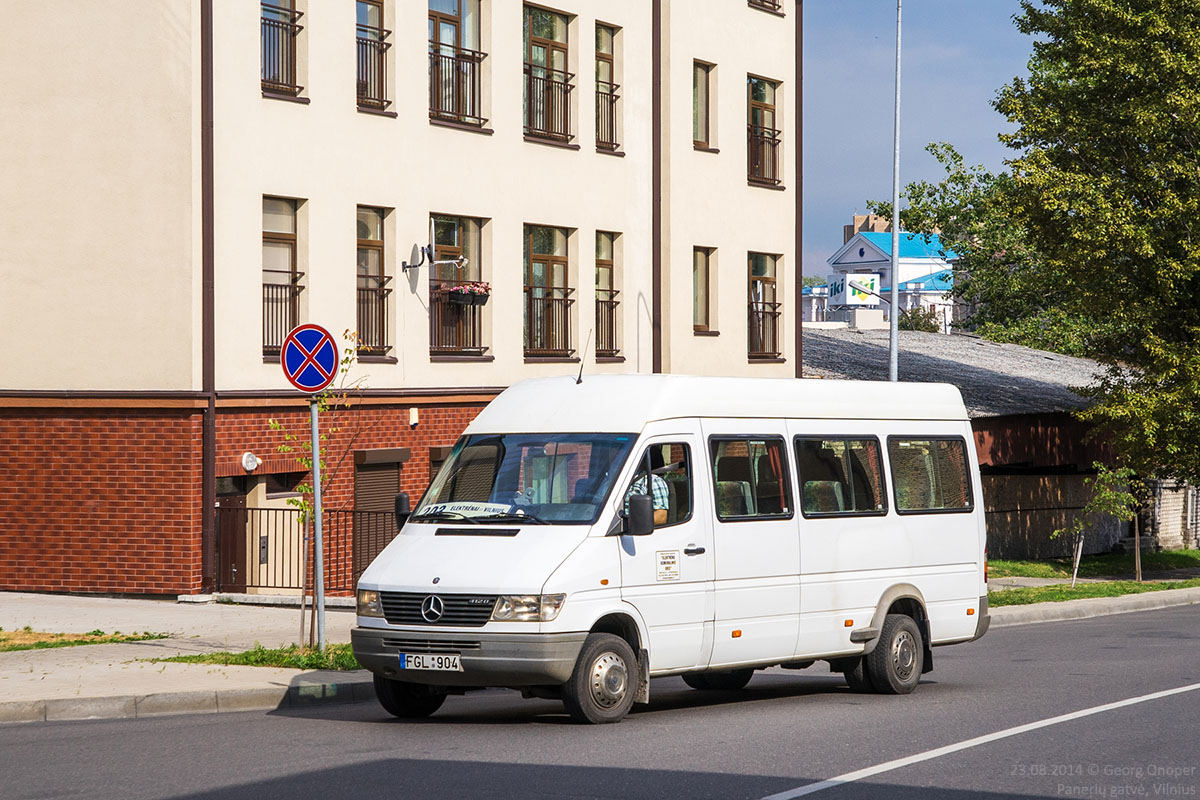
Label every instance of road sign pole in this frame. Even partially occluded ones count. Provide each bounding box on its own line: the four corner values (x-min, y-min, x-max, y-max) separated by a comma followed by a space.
310, 398, 326, 652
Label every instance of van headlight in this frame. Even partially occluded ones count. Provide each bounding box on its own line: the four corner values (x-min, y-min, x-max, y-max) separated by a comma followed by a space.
357, 589, 383, 618
491, 594, 566, 622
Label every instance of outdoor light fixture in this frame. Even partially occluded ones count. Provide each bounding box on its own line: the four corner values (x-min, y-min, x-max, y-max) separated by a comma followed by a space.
241, 451, 260, 472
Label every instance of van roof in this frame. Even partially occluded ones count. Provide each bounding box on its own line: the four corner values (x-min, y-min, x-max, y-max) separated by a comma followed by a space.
465, 375, 970, 434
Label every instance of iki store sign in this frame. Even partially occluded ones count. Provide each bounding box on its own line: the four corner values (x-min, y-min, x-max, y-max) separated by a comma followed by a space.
827, 273, 881, 306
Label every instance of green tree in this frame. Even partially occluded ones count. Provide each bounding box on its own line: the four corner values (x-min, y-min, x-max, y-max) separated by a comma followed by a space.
995, 0, 1200, 482
868, 143, 1100, 356
802, 275, 828, 289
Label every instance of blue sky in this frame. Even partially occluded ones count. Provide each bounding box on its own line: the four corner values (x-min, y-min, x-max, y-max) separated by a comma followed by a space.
803, 0, 1032, 276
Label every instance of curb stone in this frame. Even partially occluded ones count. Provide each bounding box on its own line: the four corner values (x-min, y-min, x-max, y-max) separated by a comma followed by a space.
0, 676, 374, 725
990, 585, 1200, 628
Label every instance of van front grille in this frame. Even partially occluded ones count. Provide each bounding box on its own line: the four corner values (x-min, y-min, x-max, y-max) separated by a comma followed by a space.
379, 592, 497, 627
381, 637, 482, 653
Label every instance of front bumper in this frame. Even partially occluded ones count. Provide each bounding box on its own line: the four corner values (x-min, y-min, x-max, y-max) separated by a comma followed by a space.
351, 627, 587, 687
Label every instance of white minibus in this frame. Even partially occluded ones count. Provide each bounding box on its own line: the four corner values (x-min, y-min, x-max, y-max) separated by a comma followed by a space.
352, 375, 989, 723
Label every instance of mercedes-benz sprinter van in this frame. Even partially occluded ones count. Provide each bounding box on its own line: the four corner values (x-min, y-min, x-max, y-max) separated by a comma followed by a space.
352, 375, 989, 723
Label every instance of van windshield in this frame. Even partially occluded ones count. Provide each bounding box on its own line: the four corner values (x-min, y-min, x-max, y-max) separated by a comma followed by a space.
412, 434, 637, 525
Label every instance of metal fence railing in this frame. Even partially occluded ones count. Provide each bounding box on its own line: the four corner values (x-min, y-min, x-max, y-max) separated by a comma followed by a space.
596, 80, 620, 150
356, 281, 392, 356
215, 507, 397, 594
356, 23, 392, 109
429, 44, 487, 126
748, 124, 781, 185
261, 4, 304, 95
262, 272, 304, 357
430, 279, 488, 355
748, 300, 782, 358
525, 290, 575, 357
524, 64, 574, 142
596, 290, 620, 357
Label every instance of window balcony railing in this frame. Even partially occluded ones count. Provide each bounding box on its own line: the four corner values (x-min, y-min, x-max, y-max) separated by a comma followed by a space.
262, 270, 305, 357
596, 289, 620, 357
357, 23, 392, 110
748, 124, 782, 185
524, 288, 575, 357
429, 43, 487, 126
356, 278, 392, 356
524, 64, 574, 142
430, 279, 488, 356
596, 80, 620, 150
261, 4, 304, 96
748, 0, 784, 12
748, 300, 782, 358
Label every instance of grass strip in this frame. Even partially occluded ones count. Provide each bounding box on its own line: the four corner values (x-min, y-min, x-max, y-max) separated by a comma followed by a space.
989, 578, 1200, 607
0, 630, 168, 652
989, 549, 1200, 579
155, 643, 361, 671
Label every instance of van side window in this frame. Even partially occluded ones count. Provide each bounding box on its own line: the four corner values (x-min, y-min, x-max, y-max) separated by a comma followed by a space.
710, 438, 792, 520
887, 437, 973, 513
795, 437, 886, 516
624, 443, 693, 527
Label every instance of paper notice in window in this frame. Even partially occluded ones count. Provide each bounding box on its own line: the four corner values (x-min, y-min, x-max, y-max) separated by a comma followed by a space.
656, 550, 680, 582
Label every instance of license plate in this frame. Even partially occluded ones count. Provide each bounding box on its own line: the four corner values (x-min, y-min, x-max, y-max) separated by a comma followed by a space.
398, 653, 463, 672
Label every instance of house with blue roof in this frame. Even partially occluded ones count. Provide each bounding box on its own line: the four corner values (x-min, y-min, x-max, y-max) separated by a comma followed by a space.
821, 229, 960, 333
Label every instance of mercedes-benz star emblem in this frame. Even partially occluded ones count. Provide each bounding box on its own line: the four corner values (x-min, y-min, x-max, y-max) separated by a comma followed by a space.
420, 595, 445, 622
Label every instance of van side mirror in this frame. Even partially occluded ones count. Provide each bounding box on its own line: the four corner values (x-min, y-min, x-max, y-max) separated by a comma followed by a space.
394, 492, 411, 531
624, 493, 655, 536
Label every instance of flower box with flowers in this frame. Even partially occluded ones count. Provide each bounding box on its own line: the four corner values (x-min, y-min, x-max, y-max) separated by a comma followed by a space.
438, 281, 491, 306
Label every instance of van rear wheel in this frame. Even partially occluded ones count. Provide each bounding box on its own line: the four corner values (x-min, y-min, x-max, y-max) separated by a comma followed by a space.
865, 613, 923, 694
682, 669, 754, 691
562, 633, 637, 724
373, 675, 447, 719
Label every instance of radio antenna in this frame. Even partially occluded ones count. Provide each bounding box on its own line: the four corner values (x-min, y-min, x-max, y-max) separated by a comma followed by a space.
576, 328, 593, 384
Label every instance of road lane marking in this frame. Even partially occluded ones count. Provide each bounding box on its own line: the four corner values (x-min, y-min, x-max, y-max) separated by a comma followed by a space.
760, 681, 1200, 799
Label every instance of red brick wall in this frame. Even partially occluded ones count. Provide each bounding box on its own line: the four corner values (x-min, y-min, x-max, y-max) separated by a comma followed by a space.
0, 409, 204, 595
215, 401, 486, 508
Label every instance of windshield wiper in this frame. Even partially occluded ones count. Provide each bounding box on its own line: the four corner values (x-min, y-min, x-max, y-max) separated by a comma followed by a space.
408, 511, 480, 524
476, 511, 550, 525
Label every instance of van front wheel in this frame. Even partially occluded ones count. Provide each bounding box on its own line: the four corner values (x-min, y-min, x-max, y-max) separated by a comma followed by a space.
562, 633, 637, 724
865, 613, 923, 694
373, 676, 447, 719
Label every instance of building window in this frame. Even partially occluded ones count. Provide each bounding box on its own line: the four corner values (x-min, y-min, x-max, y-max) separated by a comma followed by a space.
431, 215, 487, 356
429, 0, 486, 126
262, 197, 304, 358
747, 75, 781, 185
596, 232, 620, 357
595, 24, 620, 151
524, 224, 574, 357
748, 0, 784, 13
356, 207, 391, 357
693, 61, 713, 149
710, 438, 793, 520
357, 1, 392, 110
748, 252, 781, 358
524, 5, 573, 142
693, 247, 713, 332
261, 1, 304, 96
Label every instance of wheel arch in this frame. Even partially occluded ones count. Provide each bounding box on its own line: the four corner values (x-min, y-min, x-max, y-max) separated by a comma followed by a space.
587, 604, 650, 704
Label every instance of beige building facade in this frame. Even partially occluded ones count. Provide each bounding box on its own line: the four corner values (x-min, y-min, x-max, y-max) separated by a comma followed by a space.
0, 0, 801, 595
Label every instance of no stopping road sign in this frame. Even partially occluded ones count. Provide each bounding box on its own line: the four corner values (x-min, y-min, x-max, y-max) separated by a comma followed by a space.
281, 324, 338, 393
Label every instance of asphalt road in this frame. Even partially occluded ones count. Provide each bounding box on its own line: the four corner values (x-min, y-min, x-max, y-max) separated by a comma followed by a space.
4, 606, 1198, 800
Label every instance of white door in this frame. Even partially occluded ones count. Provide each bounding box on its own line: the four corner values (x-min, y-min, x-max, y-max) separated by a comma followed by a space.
703, 421, 801, 667
618, 430, 714, 673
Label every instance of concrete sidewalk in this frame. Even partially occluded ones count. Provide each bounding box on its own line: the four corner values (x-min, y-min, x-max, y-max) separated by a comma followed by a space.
0, 592, 371, 724
3, 585, 1199, 726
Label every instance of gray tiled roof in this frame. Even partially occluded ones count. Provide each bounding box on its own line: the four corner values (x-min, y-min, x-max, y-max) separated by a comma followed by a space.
802, 328, 1103, 418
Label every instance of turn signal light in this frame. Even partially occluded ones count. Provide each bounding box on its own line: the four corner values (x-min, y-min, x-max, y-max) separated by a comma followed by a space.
967, 608, 975, 616
732, 630, 742, 638
844, 619, 854, 628
600, 579, 609, 586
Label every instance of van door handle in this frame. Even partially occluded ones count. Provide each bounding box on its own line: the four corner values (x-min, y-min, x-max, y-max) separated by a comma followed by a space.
683, 545, 706, 556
